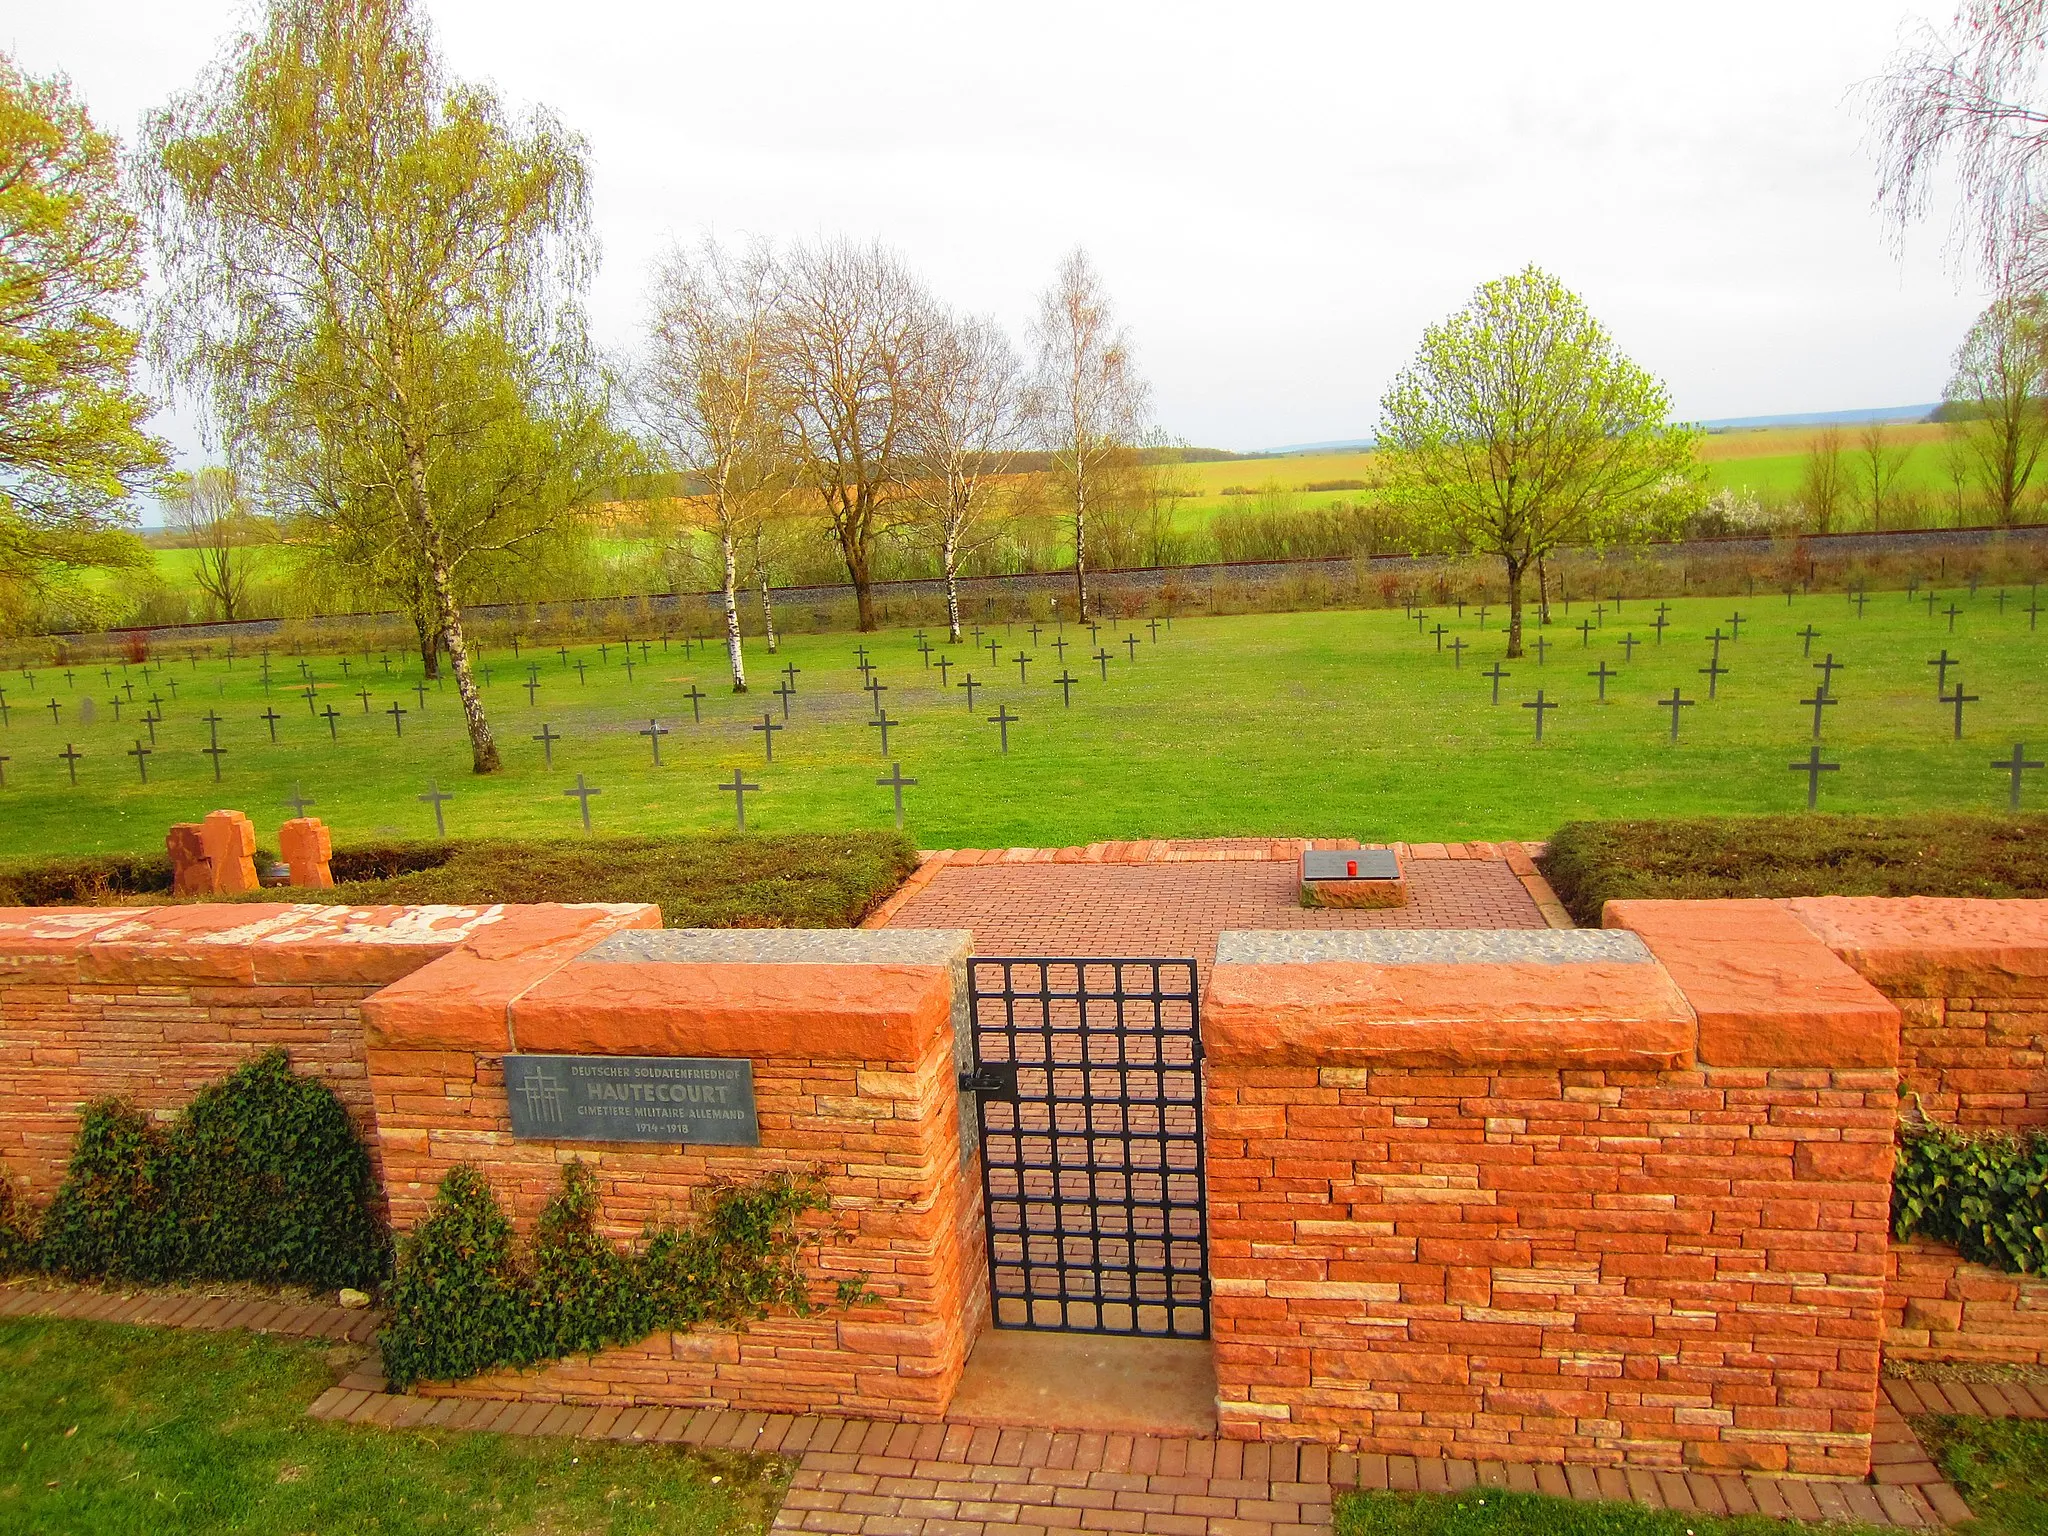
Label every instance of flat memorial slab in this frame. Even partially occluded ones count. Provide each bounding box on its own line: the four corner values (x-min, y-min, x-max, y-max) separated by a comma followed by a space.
1301, 848, 1400, 882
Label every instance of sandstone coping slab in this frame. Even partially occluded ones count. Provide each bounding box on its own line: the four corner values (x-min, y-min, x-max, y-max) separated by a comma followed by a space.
1784, 896, 2048, 997
1605, 898, 1901, 1068
0, 901, 649, 987
359, 904, 661, 1051
1204, 927, 1696, 1068
511, 928, 973, 1064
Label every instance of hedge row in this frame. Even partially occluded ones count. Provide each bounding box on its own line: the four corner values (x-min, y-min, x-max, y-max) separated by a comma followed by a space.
0, 831, 919, 929
1539, 813, 2048, 926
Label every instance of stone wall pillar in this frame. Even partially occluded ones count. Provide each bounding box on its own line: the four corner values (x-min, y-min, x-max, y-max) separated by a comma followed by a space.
1203, 917, 1900, 1476
361, 927, 986, 1420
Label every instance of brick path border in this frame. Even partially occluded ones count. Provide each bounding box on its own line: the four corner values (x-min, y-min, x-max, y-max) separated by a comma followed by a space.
864, 840, 1574, 931
0, 1280, 377, 1346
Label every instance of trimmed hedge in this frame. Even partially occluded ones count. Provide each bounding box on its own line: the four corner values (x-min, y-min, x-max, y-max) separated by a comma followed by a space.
11, 1050, 386, 1290
0, 831, 919, 929
1540, 813, 2048, 926
1894, 1123, 2048, 1274
379, 1161, 832, 1390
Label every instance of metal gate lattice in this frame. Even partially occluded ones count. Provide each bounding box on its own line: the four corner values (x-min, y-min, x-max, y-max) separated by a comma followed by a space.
967, 957, 1208, 1338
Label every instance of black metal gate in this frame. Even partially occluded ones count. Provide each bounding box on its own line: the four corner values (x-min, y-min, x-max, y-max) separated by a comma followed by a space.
964, 957, 1209, 1339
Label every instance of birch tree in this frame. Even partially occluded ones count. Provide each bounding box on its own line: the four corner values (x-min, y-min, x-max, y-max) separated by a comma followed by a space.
1868, 0, 2048, 290
641, 239, 790, 691
139, 0, 595, 773
778, 239, 931, 632
1377, 267, 1703, 658
1029, 250, 1149, 621
910, 313, 1023, 642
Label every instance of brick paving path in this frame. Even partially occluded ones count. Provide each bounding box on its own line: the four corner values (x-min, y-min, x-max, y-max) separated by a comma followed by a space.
871, 840, 1567, 974
0, 1283, 1986, 1531
0, 1279, 378, 1345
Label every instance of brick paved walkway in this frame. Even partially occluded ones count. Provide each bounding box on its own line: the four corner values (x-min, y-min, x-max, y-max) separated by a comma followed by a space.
0, 1284, 1979, 1530
0, 1279, 378, 1346
869, 841, 1567, 973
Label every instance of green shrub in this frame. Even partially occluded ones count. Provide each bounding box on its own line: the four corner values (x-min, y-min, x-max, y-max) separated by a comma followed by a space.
379, 1161, 831, 1390
31, 1050, 385, 1289
0, 1184, 41, 1276
1894, 1122, 2048, 1274
1540, 813, 2048, 925
162, 1051, 384, 1287
36, 1101, 182, 1282
378, 1166, 529, 1388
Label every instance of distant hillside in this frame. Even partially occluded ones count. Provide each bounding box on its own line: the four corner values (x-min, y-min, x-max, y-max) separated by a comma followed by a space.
1698, 404, 1938, 432
1257, 405, 1940, 456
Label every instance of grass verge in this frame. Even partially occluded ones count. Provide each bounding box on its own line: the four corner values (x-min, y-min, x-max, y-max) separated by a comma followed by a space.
1333, 1488, 1891, 1536
0, 1316, 783, 1535
1918, 1414, 2048, 1536
0, 831, 919, 929
1539, 812, 2048, 925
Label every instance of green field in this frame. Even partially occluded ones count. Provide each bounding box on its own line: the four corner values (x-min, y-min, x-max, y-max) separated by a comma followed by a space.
1164, 424, 1963, 522
1, 584, 2043, 862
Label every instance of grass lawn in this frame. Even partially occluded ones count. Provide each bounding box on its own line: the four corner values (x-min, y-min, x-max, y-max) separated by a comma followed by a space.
1333, 1488, 1893, 1536
0, 1317, 783, 1535
1, 586, 2043, 859
1914, 1414, 2048, 1535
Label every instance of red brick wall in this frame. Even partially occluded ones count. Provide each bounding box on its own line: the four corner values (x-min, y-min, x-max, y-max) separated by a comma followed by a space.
1205, 1058, 1894, 1472
1885, 1238, 2048, 1365
1785, 898, 2048, 1129
0, 903, 641, 1205
361, 930, 986, 1420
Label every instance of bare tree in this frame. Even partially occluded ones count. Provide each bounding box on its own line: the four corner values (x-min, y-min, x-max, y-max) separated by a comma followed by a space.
778, 239, 932, 632
161, 463, 266, 620
1940, 421, 1976, 523
1855, 420, 1913, 530
1800, 427, 1848, 533
641, 238, 790, 691
1868, 1, 2048, 289
1947, 291, 2048, 524
909, 313, 1024, 642
1029, 250, 1150, 621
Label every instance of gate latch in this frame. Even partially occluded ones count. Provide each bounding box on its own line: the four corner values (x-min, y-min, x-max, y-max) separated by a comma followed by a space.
958, 1064, 1017, 1097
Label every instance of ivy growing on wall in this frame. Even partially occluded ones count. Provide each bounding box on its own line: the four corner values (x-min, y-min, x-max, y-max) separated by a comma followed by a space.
1893, 1124, 2048, 1274
1, 1049, 386, 1290
378, 1161, 833, 1390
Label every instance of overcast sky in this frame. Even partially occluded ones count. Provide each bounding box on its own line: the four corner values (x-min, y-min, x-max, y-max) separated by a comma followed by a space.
11, 0, 1990, 459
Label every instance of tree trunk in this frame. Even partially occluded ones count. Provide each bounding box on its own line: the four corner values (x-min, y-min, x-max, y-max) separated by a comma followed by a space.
411, 606, 440, 680
1073, 468, 1090, 622
1504, 558, 1525, 659
943, 524, 963, 643
721, 526, 747, 692
405, 438, 497, 773
1535, 555, 1552, 626
758, 563, 778, 654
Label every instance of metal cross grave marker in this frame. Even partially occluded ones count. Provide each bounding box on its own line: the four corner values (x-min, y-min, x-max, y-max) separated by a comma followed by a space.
1993, 744, 2044, 810
1790, 745, 1840, 809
